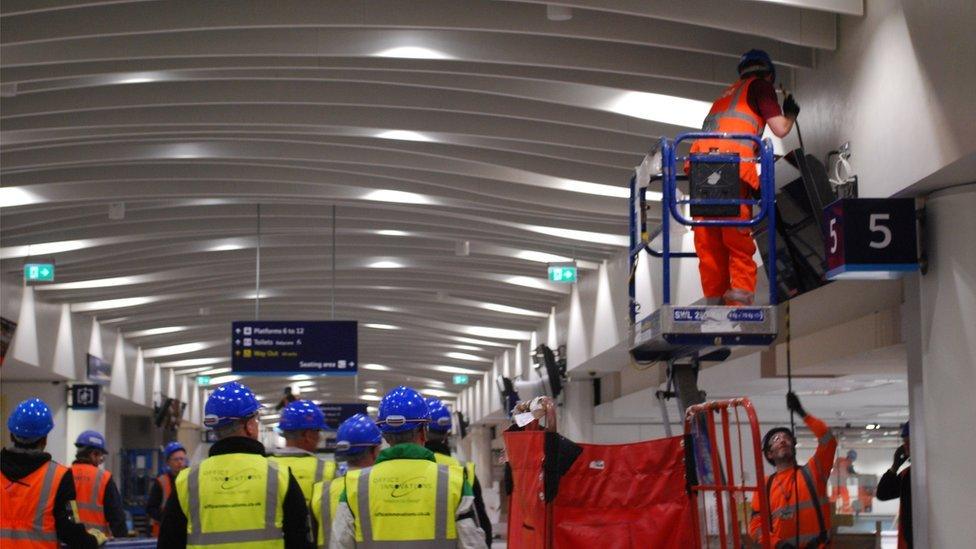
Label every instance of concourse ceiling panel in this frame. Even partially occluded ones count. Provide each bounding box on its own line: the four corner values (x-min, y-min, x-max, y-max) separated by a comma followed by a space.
0, 0, 840, 405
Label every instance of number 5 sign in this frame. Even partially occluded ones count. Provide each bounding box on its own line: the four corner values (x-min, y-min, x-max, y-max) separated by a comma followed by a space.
824, 198, 919, 280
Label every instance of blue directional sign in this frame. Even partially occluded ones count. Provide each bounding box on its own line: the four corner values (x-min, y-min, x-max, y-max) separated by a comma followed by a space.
231, 321, 358, 375
320, 403, 369, 430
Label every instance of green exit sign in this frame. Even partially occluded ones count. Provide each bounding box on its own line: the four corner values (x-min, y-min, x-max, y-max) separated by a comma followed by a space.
453, 374, 469, 385
24, 263, 55, 282
547, 264, 577, 283
197, 376, 211, 386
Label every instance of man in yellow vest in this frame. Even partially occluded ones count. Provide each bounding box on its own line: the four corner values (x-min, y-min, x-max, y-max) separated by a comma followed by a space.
329, 386, 487, 548
158, 381, 313, 548
425, 397, 492, 546
271, 400, 336, 505
310, 413, 381, 548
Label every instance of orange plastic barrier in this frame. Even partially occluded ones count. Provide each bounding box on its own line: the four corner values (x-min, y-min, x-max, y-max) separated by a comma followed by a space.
505, 429, 696, 548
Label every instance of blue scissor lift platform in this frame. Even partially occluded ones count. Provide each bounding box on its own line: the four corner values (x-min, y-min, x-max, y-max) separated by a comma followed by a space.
629, 132, 779, 367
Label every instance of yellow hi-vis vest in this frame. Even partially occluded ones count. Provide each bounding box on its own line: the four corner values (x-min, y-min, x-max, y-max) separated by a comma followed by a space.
345, 460, 464, 547
175, 453, 289, 548
310, 477, 345, 549
270, 454, 336, 505
433, 453, 477, 487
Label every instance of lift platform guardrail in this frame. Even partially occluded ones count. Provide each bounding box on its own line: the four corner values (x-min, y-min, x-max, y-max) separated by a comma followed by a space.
629, 132, 779, 363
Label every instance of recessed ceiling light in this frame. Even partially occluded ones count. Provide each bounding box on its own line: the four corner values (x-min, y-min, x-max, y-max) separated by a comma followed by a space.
364, 387, 378, 394
124, 326, 190, 338
368, 260, 404, 269
603, 91, 711, 129
208, 374, 242, 385
71, 296, 158, 313
39, 275, 142, 291
0, 186, 42, 208
515, 250, 573, 264
1, 239, 92, 260
480, 302, 549, 318
523, 225, 628, 247
362, 363, 391, 371
462, 326, 532, 340
158, 357, 226, 368
375, 130, 433, 142
450, 336, 513, 348
433, 365, 483, 375
374, 46, 452, 60
446, 352, 490, 362
142, 341, 219, 359
556, 179, 630, 199
421, 388, 458, 398
376, 230, 410, 236
504, 276, 551, 290
360, 394, 383, 401
364, 323, 399, 330
362, 189, 432, 205
452, 344, 483, 352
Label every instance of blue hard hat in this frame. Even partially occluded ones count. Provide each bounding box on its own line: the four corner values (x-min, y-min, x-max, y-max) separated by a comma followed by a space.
203, 381, 261, 429
377, 386, 430, 433
279, 400, 327, 432
163, 441, 186, 460
424, 397, 453, 433
7, 398, 54, 442
901, 421, 910, 438
738, 49, 776, 83
335, 413, 382, 455
75, 430, 107, 452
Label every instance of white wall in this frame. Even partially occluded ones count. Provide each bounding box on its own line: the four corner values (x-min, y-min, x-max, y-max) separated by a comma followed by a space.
796, 0, 976, 198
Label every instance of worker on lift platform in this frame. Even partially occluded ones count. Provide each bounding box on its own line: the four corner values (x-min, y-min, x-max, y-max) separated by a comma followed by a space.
750, 392, 836, 548
690, 49, 800, 305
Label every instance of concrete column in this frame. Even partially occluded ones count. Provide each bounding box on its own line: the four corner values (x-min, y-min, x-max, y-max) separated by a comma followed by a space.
906, 183, 976, 547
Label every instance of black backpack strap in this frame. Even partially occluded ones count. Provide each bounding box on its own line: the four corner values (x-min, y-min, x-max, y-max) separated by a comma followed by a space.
797, 464, 829, 546
762, 471, 777, 532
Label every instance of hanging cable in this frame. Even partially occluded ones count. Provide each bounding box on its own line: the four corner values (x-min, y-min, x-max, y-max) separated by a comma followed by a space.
786, 296, 800, 548
255, 204, 262, 320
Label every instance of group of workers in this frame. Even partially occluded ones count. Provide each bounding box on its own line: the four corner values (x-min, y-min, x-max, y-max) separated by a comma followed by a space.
1, 381, 490, 548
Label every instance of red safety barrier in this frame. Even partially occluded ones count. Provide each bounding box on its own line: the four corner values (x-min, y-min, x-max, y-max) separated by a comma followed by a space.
505, 398, 696, 549
684, 398, 772, 549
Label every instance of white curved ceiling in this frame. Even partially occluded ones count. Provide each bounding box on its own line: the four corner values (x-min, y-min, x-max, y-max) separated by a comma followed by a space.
0, 0, 849, 405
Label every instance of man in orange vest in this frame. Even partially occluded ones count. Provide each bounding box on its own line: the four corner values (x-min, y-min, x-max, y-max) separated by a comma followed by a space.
749, 392, 836, 548
71, 430, 129, 538
145, 441, 187, 537
690, 49, 800, 305
1, 398, 104, 548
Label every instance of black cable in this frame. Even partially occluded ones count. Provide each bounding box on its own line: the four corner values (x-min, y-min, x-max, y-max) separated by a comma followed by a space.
786, 297, 800, 548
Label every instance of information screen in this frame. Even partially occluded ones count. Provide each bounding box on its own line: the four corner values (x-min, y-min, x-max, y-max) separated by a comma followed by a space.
231, 320, 357, 375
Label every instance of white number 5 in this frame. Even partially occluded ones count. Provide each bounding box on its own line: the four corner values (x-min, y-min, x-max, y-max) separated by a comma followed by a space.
829, 218, 839, 253
869, 213, 892, 249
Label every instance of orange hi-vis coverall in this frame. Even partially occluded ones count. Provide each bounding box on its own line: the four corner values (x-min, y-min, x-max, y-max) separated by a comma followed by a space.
689, 76, 765, 304
750, 414, 838, 548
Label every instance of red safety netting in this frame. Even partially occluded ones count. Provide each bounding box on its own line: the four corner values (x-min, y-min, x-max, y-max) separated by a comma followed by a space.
505, 430, 697, 549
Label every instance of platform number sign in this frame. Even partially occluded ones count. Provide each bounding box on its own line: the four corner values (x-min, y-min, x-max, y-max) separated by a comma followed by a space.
824, 198, 918, 280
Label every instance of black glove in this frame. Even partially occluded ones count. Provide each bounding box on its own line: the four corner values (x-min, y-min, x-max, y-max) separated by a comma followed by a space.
786, 392, 806, 417
783, 94, 800, 118
891, 445, 908, 470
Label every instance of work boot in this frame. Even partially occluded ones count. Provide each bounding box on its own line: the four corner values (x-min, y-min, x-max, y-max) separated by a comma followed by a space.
723, 288, 754, 306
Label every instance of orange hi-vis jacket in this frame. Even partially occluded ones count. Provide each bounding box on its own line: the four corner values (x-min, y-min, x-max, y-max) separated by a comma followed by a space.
750, 414, 838, 548
691, 75, 765, 210
1, 461, 69, 548
150, 473, 173, 537
71, 463, 112, 536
